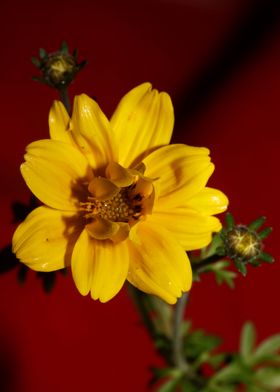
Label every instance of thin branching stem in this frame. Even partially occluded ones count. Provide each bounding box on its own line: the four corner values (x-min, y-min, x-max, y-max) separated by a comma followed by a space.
192, 253, 225, 273
59, 88, 71, 114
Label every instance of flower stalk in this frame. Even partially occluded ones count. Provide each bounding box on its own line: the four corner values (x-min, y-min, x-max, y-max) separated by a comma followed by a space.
172, 293, 189, 371
59, 88, 71, 115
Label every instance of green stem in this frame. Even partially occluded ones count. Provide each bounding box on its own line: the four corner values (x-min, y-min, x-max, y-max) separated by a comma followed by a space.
59, 88, 71, 114
191, 253, 225, 273
172, 293, 190, 372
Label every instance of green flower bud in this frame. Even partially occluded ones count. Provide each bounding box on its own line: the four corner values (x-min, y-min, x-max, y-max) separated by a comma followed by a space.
221, 213, 274, 275
32, 42, 87, 90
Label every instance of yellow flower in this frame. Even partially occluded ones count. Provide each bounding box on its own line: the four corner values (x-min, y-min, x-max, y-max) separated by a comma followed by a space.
12, 83, 228, 304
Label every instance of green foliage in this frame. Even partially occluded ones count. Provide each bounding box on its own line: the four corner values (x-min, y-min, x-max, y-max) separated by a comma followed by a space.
207, 322, 280, 392
183, 328, 221, 364
194, 259, 237, 289
151, 321, 280, 392
239, 322, 256, 364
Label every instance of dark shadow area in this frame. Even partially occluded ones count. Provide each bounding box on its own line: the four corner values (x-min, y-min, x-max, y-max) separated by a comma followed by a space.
0, 336, 21, 392
173, 1, 280, 137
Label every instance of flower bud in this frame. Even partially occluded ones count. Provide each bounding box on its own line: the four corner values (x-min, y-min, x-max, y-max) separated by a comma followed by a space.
32, 42, 87, 90
226, 225, 261, 261
221, 213, 273, 275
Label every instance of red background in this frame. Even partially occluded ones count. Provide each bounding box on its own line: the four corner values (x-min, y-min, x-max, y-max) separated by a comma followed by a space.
1, 1, 280, 391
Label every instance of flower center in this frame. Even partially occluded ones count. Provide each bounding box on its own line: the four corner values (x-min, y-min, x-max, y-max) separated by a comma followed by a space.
80, 162, 155, 242
81, 183, 144, 224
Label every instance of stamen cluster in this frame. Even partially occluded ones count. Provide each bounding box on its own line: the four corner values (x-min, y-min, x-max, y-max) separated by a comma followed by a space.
81, 185, 143, 224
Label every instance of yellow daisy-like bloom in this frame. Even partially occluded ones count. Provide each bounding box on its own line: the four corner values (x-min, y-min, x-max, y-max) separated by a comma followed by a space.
12, 83, 228, 304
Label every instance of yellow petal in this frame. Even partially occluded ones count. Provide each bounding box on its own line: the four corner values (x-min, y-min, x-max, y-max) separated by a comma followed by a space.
186, 187, 229, 215
110, 83, 174, 167
143, 144, 214, 208
90, 239, 129, 302
128, 220, 192, 304
86, 217, 119, 240
105, 162, 134, 187
71, 94, 116, 171
21, 139, 93, 211
71, 230, 129, 301
88, 177, 119, 200
49, 100, 74, 145
12, 206, 82, 271
71, 229, 95, 296
150, 208, 222, 250
111, 222, 130, 243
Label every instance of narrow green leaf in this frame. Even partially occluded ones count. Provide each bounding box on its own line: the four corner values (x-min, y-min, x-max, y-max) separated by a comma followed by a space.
258, 227, 272, 240
210, 363, 244, 383
260, 252, 274, 263
39, 47, 48, 59
255, 367, 280, 388
60, 41, 69, 53
253, 334, 280, 363
207, 385, 235, 392
215, 269, 236, 288
31, 56, 41, 68
157, 377, 181, 392
234, 260, 247, 276
249, 260, 261, 267
72, 48, 78, 59
78, 59, 88, 69
208, 353, 227, 369
212, 260, 231, 271
225, 213, 235, 229
203, 233, 224, 258
248, 216, 266, 231
240, 322, 256, 363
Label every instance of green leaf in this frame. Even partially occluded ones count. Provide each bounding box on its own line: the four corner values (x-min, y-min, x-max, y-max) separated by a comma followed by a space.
247, 386, 267, 392
240, 322, 256, 364
249, 260, 261, 267
210, 362, 250, 384
212, 260, 231, 271
39, 47, 48, 59
215, 269, 237, 288
206, 385, 235, 392
60, 41, 69, 53
258, 227, 272, 240
253, 334, 280, 364
255, 367, 280, 388
260, 252, 274, 263
72, 48, 78, 59
31, 56, 41, 68
234, 260, 247, 276
225, 213, 235, 230
180, 380, 198, 392
248, 216, 266, 231
208, 353, 227, 369
202, 233, 225, 259
183, 329, 221, 360
157, 377, 181, 392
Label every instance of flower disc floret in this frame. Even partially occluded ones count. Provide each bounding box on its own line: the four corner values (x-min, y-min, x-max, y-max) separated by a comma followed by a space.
80, 162, 155, 243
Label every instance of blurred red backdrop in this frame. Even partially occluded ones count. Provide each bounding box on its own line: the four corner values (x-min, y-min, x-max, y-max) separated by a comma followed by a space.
1, 0, 280, 391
